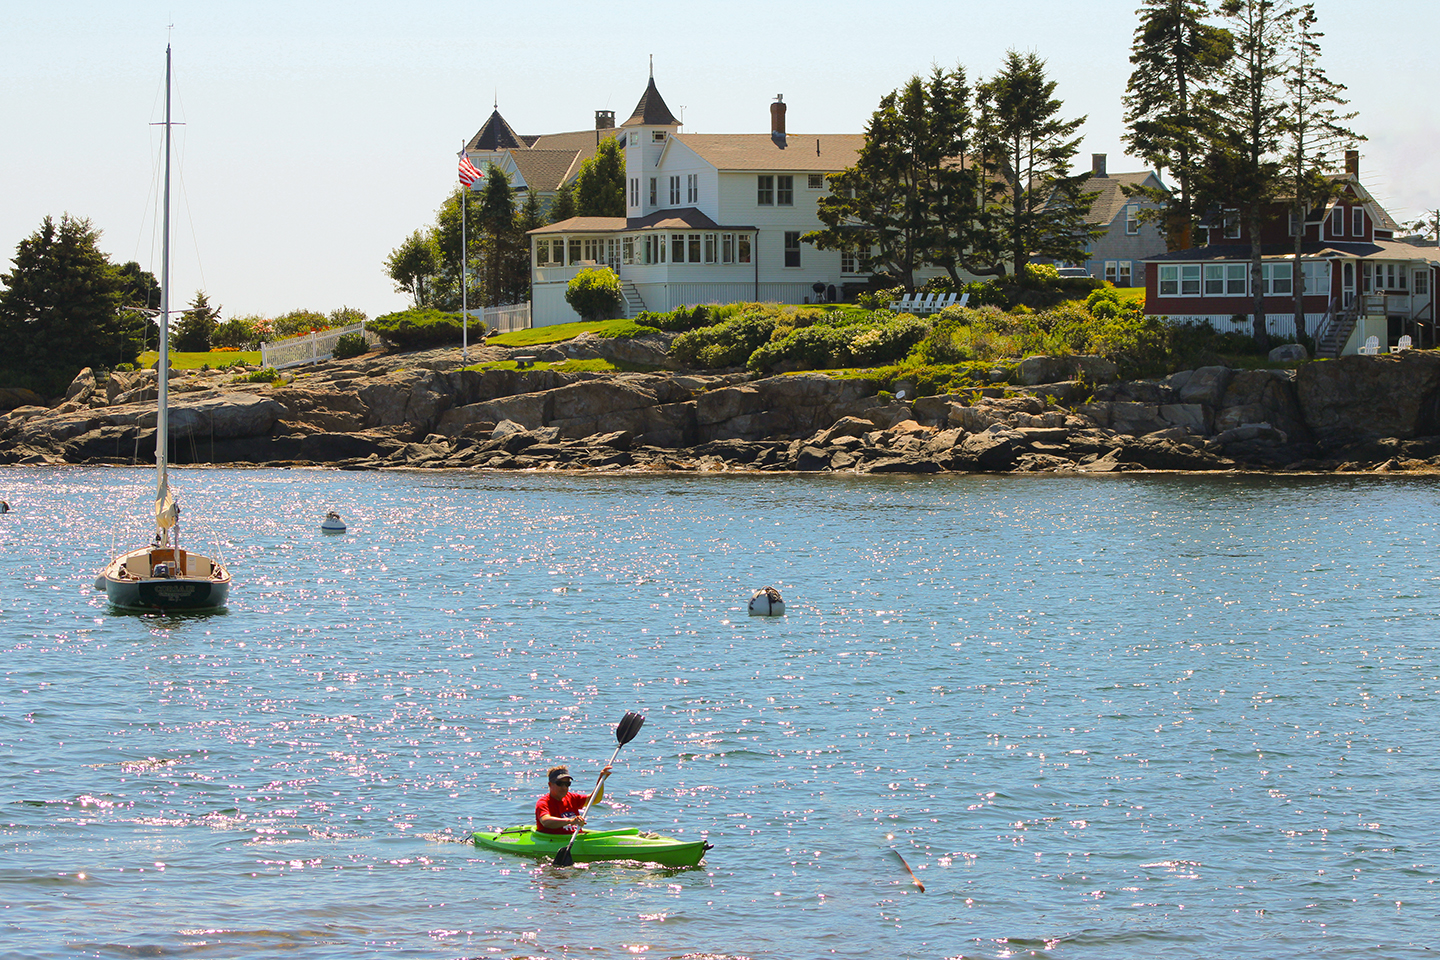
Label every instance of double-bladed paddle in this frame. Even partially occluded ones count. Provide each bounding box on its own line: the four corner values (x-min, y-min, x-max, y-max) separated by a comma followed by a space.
554, 711, 645, 867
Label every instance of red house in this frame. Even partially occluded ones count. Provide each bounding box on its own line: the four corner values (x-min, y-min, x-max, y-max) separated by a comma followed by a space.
1143, 151, 1440, 355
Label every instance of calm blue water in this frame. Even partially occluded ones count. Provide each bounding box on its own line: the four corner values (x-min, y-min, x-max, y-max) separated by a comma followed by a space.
1, 466, 1438, 959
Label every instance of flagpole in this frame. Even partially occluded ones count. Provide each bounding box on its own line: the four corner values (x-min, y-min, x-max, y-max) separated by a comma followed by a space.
460, 141, 469, 363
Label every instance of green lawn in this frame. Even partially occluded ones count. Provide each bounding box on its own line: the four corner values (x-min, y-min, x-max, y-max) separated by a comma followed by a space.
137, 350, 261, 370
489, 319, 649, 347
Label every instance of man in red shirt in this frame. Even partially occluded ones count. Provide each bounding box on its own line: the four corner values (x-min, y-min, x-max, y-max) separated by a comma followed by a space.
535, 764, 612, 834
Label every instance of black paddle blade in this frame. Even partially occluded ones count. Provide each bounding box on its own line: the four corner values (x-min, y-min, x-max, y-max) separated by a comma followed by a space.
616, 711, 645, 745
553, 845, 574, 867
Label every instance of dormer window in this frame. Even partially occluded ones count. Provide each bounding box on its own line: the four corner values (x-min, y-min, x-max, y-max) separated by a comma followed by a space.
652, 130, 667, 143
1352, 206, 1364, 237
1331, 207, 1343, 237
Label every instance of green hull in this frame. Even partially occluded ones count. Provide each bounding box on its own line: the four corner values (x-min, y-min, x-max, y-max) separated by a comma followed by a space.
471, 826, 710, 868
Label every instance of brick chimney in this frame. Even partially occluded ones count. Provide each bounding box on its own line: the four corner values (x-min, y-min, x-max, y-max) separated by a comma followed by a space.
1345, 149, 1360, 177
771, 94, 787, 148
1092, 153, 1107, 177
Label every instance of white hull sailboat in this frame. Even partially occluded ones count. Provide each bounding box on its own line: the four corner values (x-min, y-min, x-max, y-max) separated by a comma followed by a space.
98, 44, 231, 612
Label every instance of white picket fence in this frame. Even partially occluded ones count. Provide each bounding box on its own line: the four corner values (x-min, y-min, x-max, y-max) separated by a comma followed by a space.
483, 302, 531, 334
260, 322, 373, 370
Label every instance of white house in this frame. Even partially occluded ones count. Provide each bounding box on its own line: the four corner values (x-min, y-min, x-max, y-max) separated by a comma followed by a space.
528, 76, 873, 325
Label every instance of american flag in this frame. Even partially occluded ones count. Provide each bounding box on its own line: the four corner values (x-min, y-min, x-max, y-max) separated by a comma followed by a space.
458, 152, 484, 188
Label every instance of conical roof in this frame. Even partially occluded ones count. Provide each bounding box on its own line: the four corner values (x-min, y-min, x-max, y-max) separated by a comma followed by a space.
624, 77, 680, 127
468, 110, 525, 151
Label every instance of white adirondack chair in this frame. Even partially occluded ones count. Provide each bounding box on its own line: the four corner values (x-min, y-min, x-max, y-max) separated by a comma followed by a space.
956, 293, 970, 308
1390, 335, 1413, 353
1358, 335, 1381, 355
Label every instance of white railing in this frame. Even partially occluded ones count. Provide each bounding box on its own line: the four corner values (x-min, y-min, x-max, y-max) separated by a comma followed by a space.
484, 302, 531, 334
260, 322, 370, 370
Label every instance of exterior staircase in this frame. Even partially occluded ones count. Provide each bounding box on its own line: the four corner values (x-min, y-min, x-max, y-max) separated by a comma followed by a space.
621, 282, 646, 318
1314, 299, 1360, 358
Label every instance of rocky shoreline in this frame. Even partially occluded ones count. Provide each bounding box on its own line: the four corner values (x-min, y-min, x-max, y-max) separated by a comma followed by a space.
4, 332, 1440, 475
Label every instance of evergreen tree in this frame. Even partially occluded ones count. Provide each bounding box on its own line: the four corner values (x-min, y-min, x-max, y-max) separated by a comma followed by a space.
519, 190, 545, 234
0, 214, 137, 396
477, 168, 530, 306
977, 51, 1097, 279
1198, 0, 1297, 347
574, 136, 626, 217
173, 290, 221, 353
1122, 0, 1234, 250
548, 181, 577, 224
805, 67, 989, 290
1283, 2, 1363, 341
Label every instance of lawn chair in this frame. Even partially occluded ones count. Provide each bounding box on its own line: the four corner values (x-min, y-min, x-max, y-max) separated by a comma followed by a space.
1390, 335, 1413, 353
913, 293, 937, 315
887, 293, 914, 312
1358, 335, 1381, 355
957, 293, 970, 308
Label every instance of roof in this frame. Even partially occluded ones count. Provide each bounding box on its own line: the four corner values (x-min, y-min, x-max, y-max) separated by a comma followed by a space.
1078, 171, 1165, 226
675, 133, 866, 172
527, 207, 757, 235
508, 149, 592, 194
467, 110, 526, 151
1144, 240, 1440, 264
624, 77, 681, 127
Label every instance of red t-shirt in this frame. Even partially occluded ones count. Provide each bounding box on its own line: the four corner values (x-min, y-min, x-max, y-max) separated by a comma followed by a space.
535, 790, 591, 834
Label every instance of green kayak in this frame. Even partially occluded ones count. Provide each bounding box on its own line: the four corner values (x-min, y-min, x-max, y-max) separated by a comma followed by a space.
471, 826, 711, 868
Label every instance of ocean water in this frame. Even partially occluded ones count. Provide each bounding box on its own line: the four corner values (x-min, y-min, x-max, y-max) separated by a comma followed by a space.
1, 465, 1438, 959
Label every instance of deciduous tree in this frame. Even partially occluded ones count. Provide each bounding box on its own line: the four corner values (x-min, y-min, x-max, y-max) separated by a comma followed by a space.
574, 136, 626, 218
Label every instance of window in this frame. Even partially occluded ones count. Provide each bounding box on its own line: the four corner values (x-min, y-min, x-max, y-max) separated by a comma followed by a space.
1301, 261, 1328, 294
777, 175, 794, 206
687, 174, 698, 204
1159, 264, 1179, 296
1125, 205, 1140, 236
1104, 261, 1118, 284
669, 176, 681, 206
671, 233, 686, 263
1331, 207, 1344, 237
582, 238, 602, 262
808, 173, 824, 189
841, 250, 857, 273
1262, 262, 1292, 295
721, 233, 734, 263
784, 231, 801, 267
1180, 264, 1200, 295
649, 178, 657, 206
652, 130, 667, 143
1416, 269, 1430, 296
1289, 210, 1302, 237
1223, 214, 1241, 240
757, 175, 774, 205
688, 233, 701, 262
629, 178, 638, 208
738, 235, 752, 263
1117, 261, 1132, 286
1352, 206, 1365, 237
704, 233, 717, 263
568, 239, 581, 266
535, 238, 552, 266
622, 237, 635, 265
1204, 263, 1246, 295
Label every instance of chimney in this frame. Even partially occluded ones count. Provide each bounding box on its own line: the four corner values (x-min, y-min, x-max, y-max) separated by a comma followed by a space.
1092, 153, 1107, 177
595, 110, 615, 130
1345, 149, 1360, 177
771, 94, 787, 148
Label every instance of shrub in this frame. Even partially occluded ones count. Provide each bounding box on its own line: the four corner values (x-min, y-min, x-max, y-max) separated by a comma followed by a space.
637, 304, 715, 332
672, 310, 777, 368
857, 285, 906, 311
212, 316, 259, 350
271, 309, 329, 339
843, 316, 930, 366
237, 366, 281, 383
369, 308, 474, 349
332, 332, 368, 360
565, 267, 623, 321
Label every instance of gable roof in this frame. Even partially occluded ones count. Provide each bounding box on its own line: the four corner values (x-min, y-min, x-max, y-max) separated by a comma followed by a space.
1079, 171, 1165, 226
624, 77, 681, 127
676, 133, 865, 172
507, 149, 590, 194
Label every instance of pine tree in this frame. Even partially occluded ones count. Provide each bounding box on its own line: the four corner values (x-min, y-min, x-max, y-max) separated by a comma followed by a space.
977, 51, 1096, 279
0, 214, 137, 396
805, 67, 988, 290
574, 136, 626, 218
173, 291, 221, 353
548, 181, 577, 224
1283, 2, 1363, 342
1198, 0, 1298, 347
1122, 0, 1234, 250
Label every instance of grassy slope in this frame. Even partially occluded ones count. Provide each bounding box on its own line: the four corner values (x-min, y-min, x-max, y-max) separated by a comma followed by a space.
137, 350, 261, 369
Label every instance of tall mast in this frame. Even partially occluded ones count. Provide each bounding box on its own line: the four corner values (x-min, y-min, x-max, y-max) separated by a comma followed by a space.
158, 43, 171, 480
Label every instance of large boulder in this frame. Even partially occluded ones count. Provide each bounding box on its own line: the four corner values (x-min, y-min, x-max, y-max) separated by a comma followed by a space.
1176, 366, 1232, 407
0, 386, 46, 411
357, 369, 454, 429
1297, 351, 1440, 448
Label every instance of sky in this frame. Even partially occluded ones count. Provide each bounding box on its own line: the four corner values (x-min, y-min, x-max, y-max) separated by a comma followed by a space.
5, 0, 1438, 320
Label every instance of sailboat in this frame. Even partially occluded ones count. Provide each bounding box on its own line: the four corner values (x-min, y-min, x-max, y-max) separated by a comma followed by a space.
97, 44, 231, 611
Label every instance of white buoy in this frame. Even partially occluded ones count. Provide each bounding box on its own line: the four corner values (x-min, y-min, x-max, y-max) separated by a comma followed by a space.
321, 511, 347, 534
748, 586, 786, 617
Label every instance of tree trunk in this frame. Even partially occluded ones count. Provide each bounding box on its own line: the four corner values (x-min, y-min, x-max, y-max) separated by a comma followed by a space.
1250, 209, 1268, 349
1292, 199, 1307, 345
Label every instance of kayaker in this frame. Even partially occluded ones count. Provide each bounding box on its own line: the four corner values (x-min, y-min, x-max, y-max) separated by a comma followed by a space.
535, 764, 612, 834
